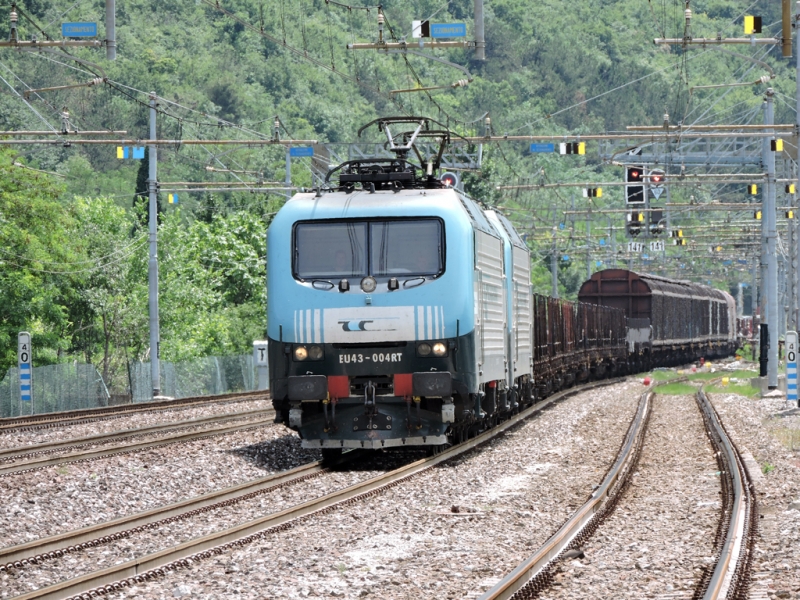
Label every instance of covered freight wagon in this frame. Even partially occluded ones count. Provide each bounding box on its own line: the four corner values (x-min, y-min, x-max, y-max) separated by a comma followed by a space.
532, 294, 627, 395
578, 269, 737, 368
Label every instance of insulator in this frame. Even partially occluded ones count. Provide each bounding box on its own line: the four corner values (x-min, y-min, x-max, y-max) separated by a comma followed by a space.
90, 77, 104, 86
377, 13, 384, 25
663, 112, 669, 126
10, 10, 17, 24
759, 75, 770, 84
452, 79, 469, 88
684, 8, 692, 22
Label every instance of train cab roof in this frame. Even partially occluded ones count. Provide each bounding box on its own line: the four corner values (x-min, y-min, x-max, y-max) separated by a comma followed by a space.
270, 188, 504, 238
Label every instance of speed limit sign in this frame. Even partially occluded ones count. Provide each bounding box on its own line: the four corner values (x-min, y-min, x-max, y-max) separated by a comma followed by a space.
787, 331, 798, 404
18, 332, 32, 405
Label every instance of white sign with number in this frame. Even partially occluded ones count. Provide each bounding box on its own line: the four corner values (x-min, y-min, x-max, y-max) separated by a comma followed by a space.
18, 332, 32, 403
649, 240, 665, 252
787, 331, 797, 403
627, 242, 644, 253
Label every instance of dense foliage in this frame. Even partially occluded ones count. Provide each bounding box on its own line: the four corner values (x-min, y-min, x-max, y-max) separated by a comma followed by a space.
0, 0, 789, 388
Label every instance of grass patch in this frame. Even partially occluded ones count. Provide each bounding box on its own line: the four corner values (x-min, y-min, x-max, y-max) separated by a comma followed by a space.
656, 382, 698, 395
706, 383, 761, 397
687, 372, 719, 381
649, 370, 679, 381
761, 462, 776, 475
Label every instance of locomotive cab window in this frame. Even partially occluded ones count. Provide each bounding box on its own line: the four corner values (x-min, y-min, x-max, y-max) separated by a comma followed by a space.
294, 222, 367, 279
293, 218, 444, 281
371, 220, 442, 276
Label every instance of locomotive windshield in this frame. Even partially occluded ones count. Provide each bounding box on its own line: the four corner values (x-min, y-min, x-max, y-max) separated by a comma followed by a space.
293, 218, 443, 280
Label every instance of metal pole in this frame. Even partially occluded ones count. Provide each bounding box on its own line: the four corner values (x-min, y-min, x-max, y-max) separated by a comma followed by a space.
737, 283, 744, 316
148, 93, 161, 397
761, 100, 769, 326
795, 1, 800, 329
551, 246, 558, 298
105, 0, 116, 60
752, 255, 758, 317
285, 147, 291, 201
784, 0, 793, 57
586, 215, 591, 279
610, 218, 616, 268
796, 181, 800, 328
766, 88, 779, 389
789, 211, 796, 330
474, 0, 485, 60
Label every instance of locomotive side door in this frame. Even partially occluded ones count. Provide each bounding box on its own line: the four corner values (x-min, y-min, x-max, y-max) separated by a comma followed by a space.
474, 229, 506, 383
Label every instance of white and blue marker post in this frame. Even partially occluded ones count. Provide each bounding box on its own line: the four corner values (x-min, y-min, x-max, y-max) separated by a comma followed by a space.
18, 332, 32, 414
786, 330, 798, 406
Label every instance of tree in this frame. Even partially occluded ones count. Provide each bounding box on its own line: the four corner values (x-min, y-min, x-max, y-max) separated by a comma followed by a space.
0, 149, 82, 371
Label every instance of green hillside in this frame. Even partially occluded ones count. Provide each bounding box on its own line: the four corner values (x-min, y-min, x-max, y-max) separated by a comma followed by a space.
0, 0, 791, 388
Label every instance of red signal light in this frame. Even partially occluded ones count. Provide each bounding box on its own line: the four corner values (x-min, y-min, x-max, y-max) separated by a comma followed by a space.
651, 174, 662, 183
631, 170, 639, 178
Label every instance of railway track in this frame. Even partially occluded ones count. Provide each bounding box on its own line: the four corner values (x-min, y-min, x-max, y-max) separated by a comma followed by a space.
0, 390, 269, 434
0, 410, 276, 478
0, 451, 353, 572
0, 407, 275, 463
479, 383, 758, 600
3, 378, 624, 600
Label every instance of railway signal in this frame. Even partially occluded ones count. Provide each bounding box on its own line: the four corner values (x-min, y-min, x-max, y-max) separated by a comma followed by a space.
744, 15, 762, 34
626, 166, 644, 204
648, 168, 665, 200
559, 142, 585, 155
649, 208, 664, 235
440, 172, 459, 188
627, 211, 644, 236
582, 187, 602, 197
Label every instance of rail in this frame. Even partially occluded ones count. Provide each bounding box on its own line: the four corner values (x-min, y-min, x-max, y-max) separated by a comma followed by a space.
0, 414, 275, 478
0, 408, 274, 463
695, 388, 757, 600
0, 452, 356, 570
8, 378, 625, 600
480, 378, 757, 600
0, 390, 268, 433
479, 388, 653, 600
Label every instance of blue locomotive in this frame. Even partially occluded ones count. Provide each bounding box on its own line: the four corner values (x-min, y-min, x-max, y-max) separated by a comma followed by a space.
266, 117, 627, 456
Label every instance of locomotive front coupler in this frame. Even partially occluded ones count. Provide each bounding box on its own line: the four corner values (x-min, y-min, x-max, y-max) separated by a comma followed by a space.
363, 381, 377, 415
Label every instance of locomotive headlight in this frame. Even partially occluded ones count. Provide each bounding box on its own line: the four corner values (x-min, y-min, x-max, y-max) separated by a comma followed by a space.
361, 276, 377, 293
294, 346, 308, 361
432, 342, 447, 357
308, 345, 324, 360
417, 342, 432, 356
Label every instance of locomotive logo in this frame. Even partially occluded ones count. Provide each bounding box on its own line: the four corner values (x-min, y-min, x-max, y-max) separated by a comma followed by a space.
339, 320, 376, 332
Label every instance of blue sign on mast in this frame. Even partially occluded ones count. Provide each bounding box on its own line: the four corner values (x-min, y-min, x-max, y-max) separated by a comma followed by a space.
62, 22, 97, 37
289, 147, 314, 158
430, 23, 466, 38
